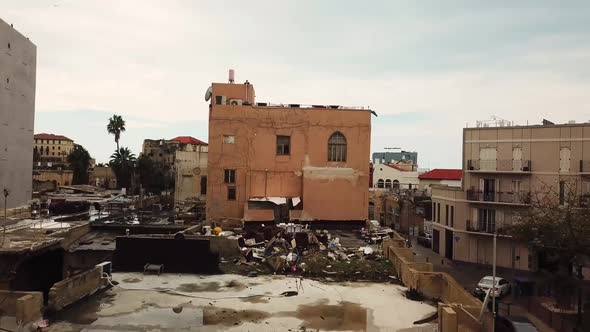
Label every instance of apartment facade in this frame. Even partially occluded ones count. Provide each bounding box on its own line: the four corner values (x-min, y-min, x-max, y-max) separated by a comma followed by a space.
372, 151, 418, 165
0, 19, 36, 209
33, 133, 74, 164
431, 122, 590, 271
207, 80, 371, 224
173, 137, 208, 203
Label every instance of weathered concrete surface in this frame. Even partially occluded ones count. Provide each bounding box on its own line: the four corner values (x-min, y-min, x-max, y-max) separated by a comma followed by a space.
49, 273, 435, 331
48, 267, 102, 311
0, 290, 43, 326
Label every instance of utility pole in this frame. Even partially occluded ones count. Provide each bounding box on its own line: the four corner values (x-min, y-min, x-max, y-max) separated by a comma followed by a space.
492, 232, 497, 332
2, 188, 9, 246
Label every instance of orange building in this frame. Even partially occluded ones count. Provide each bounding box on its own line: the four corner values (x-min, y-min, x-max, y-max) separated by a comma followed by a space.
206, 77, 372, 225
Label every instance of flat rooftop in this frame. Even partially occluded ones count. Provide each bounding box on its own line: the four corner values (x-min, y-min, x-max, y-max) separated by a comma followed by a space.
50, 273, 436, 331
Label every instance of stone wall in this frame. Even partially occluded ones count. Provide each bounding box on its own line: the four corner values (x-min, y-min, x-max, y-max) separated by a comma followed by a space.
47, 266, 102, 311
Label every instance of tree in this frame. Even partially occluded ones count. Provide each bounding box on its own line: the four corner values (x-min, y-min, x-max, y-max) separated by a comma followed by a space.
107, 114, 126, 150
109, 147, 136, 191
136, 154, 166, 195
506, 179, 590, 312
67, 144, 91, 185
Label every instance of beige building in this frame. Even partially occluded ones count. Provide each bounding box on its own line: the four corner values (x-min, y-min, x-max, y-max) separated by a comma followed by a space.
32, 169, 74, 188
431, 121, 590, 272
34, 133, 74, 164
0, 19, 36, 209
89, 166, 117, 189
173, 137, 208, 203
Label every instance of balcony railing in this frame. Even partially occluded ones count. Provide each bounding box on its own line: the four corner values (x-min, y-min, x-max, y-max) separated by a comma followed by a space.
467, 159, 532, 172
465, 219, 508, 234
466, 190, 531, 204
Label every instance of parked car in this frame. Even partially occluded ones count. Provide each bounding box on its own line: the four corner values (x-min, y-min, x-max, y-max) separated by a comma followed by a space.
474, 276, 511, 298
417, 233, 432, 247
495, 316, 539, 332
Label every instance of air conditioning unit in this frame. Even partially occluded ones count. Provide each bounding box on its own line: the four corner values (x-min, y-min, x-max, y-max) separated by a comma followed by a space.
229, 99, 243, 106
96, 261, 112, 278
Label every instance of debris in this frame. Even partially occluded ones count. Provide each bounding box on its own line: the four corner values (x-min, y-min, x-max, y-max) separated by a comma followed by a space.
322, 270, 337, 275
280, 291, 299, 297
247, 271, 258, 277
360, 246, 374, 255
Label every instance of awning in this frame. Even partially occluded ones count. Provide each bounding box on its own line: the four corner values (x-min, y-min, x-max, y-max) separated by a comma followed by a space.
248, 197, 287, 205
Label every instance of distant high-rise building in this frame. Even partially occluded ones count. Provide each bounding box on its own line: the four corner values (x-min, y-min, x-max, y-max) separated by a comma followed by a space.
0, 19, 36, 209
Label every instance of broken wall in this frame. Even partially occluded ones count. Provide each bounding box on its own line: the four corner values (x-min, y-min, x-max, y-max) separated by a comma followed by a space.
0, 290, 43, 326
47, 267, 102, 311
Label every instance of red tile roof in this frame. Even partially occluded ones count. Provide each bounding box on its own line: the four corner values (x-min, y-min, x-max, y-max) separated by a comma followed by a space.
419, 169, 462, 180
170, 136, 208, 146
34, 133, 72, 141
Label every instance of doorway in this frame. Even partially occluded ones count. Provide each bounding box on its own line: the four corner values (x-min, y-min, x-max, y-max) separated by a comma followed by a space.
445, 229, 454, 260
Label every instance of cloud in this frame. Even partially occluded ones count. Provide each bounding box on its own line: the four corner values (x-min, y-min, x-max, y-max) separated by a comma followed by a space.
3, 0, 590, 168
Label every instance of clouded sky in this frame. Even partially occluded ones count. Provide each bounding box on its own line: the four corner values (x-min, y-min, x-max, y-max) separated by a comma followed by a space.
3, 1, 590, 166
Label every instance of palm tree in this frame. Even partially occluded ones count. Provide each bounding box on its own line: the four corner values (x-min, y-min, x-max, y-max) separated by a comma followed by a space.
107, 115, 126, 150
67, 144, 92, 185
109, 147, 136, 191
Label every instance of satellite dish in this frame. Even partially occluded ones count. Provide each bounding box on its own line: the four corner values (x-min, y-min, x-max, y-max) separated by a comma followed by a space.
192, 167, 201, 175
204, 86, 212, 101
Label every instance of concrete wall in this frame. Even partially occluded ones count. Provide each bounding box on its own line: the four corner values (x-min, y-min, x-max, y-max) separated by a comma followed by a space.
47, 266, 102, 311
0, 290, 43, 325
89, 166, 117, 188
207, 82, 371, 222
383, 232, 491, 332
0, 19, 36, 209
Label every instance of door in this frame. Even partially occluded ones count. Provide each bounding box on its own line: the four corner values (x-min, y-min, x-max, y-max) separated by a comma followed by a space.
433, 229, 440, 254
445, 229, 454, 260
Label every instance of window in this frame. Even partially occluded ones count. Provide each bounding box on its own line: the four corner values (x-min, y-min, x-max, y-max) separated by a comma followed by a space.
377, 179, 384, 188
58, 146, 61, 150
450, 206, 454, 228
385, 179, 392, 189
200, 176, 207, 195
478, 208, 496, 233
215, 95, 224, 105
327, 132, 347, 162
223, 135, 235, 144
227, 187, 236, 200
276, 136, 290, 155
559, 180, 565, 205
445, 205, 449, 226
432, 202, 436, 222
52, 146, 55, 150
437, 203, 441, 222
392, 180, 400, 191
224, 169, 236, 184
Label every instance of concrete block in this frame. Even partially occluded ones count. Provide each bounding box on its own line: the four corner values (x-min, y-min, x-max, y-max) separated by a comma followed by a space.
441, 306, 457, 332
48, 267, 102, 311
15, 293, 43, 325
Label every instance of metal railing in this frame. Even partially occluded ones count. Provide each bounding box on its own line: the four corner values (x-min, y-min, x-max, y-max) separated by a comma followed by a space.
466, 190, 531, 204
467, 159, 531, 172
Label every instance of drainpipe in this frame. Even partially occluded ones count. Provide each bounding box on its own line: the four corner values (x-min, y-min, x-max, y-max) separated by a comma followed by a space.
264, 169, 268, 198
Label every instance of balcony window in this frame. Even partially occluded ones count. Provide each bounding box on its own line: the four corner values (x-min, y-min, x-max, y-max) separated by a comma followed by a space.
478, 208, 496, 233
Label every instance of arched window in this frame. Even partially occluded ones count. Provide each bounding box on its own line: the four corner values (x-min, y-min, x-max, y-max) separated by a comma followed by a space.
327, 132, 347, 162
385, 179, 392, 188
377, 179, 384, 188
392, 180, 400, 191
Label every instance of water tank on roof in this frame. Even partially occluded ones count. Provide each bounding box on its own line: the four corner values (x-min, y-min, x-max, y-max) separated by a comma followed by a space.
229, 69, 235, 83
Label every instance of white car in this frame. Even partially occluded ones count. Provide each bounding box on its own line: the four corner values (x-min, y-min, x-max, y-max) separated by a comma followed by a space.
476, 276, 511, 298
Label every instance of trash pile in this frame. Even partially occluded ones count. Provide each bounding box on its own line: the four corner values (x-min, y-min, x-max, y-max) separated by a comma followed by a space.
231, 223, 394, 281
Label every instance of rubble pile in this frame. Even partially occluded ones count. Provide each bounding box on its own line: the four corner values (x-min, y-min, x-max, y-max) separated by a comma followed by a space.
226, 222, 394, 282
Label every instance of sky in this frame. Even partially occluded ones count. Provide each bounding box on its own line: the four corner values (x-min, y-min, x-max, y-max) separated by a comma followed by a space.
2, 1, 590, 167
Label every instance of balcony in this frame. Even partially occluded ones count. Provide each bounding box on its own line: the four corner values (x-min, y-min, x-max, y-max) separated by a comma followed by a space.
466, 190, 531, 205
465, 219, 508, 235
467, 159, 531, 174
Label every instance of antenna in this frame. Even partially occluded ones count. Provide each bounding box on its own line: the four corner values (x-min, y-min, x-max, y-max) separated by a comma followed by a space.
204, 86, 212, 101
